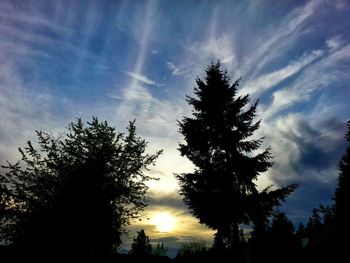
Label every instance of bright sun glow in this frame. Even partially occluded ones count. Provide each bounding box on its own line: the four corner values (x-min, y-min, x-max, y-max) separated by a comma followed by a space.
152, 212, 176, 232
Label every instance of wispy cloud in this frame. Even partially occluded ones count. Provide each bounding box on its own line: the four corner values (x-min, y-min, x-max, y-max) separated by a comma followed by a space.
261, 113, 346, 221
189, 34, 236, 65
326, 35, 344, 51
263, 43, 350, 120
242, 0, 321, 80
125, 71, 156, 86
166, 62, 186, 76
242, 49, 324, 97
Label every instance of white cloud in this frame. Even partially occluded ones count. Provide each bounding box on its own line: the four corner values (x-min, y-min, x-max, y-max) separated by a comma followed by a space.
242, 49, 324, 97
0, 11, 73, 34
166, 62, 186, 76
125, 71, 156, 86
263, 43, 350, 120
189, 34, 236, 67
263, 113, 345, 185
242, 0, 322, 81
326, 35, 344, 51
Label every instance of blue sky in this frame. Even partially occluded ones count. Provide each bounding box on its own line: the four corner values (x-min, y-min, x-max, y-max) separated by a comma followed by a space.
1, 0, 350, 254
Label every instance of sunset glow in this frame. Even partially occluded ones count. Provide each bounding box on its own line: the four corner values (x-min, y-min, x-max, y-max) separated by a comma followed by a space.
152, 212, 176, 232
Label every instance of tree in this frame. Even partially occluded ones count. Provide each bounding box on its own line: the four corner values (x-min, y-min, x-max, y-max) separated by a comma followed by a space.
177, 63, 296, 260
129, 229, 153, 256
266, 212, 299, 263
334, 120, 350, 223
250, 210, 301, 263
153, 242, 168, 257
0, 118, 161, 260
175, 239, 207, 262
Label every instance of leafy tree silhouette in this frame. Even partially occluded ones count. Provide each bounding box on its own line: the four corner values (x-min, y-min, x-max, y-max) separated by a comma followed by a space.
177, 62, 297, 262
0, 118, 161, 261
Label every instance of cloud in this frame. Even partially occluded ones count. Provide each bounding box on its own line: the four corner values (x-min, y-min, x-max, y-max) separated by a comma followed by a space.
263, 43, 350, 120
259, 113, 346, 223
242, 49, 324, 97
147, 191, 185, 211
0, 56, 69, 169
166, 62, 186, 76
150, 236, 180, 243
125, 71, 156, 85
326, 35, 344, 51
190, 34, 236, 65
242, 0, 320, 79
0, 9, 72, 34
275, 115, 345, 179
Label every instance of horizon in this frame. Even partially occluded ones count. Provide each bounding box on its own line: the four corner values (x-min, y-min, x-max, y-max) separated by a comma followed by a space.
1, 0, 350, 256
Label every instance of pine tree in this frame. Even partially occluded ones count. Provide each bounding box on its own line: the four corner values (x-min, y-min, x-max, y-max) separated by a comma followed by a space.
177, 63, 296, 259
129, 229, 153, 256
335, 121, 350, 223
153, 242, 168, 256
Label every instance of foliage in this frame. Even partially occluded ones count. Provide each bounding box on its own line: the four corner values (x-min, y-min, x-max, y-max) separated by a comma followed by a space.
249, 211, 300, 263
177, 239, 207, 256
176, 62, 297, 254
306, 204, 335, 234
334, 120, 350, 223
0, 118, 161, 259
153, 242, 168, 257
129, 229, 153, 256
175, 239, 207, 262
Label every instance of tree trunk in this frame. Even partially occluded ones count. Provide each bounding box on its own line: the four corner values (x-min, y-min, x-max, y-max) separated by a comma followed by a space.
231, 221, 245, 263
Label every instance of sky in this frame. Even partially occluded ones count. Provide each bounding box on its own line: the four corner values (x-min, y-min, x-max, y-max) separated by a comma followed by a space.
1, 0, 350, 256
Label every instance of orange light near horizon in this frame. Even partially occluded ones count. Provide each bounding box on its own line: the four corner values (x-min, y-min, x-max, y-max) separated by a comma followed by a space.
151, 212, 176, 232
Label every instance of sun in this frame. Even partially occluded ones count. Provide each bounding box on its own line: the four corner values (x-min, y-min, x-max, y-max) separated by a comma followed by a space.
152, 212, 176, 232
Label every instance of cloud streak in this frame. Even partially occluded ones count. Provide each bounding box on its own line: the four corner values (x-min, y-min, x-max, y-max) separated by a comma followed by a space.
125, 71, 156, 85
242, 49, 324, 97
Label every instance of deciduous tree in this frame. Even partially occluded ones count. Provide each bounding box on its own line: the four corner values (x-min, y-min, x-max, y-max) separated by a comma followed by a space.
0, 118, 161, 260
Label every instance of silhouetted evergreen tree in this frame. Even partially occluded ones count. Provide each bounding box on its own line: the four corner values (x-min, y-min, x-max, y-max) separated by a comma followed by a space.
249, 211, 301, 263
295, 223, 307, 242
129, 229, 153, 256
335, 120, 350, 223
0, 118, 161, 261
267, 212, 300, 263
177, 62, 296, 262
306, 208, 323, 234
175, 240, 207, 263
153, 242, 168, 256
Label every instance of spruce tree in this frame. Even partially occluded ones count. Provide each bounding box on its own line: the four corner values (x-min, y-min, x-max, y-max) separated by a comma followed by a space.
129, 229, 153, 256
177, 63, 296, 259
335, 121, 350, 223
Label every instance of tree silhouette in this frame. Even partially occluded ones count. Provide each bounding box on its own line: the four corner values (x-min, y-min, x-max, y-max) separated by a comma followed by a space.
335, 120, 350, 223
0, 118, 161, 260
267, 212, 300, 263
177, 62, 296, 261
153, 242, 168, 257
249, 211, 301, 263
129, 229, 153, 256
175, 240, 207, 262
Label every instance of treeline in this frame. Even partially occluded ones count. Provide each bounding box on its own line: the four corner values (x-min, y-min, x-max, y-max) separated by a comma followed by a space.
0, 63, 348, 262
